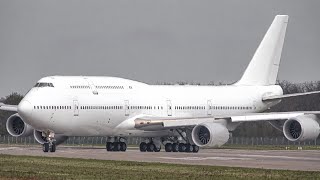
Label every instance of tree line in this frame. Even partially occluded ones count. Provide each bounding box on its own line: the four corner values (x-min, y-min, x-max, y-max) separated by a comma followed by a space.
0, 81, 319, 137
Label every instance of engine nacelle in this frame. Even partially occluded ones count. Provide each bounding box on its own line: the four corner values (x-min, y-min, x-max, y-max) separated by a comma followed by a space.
283, 115, 320, 142
34, 130, 68, 145
6, 113, 33, 137
191, 123, 229, 147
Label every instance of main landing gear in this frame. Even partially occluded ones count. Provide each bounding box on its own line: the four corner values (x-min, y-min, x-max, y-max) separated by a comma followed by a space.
139, 142, 161, 152
164, 143, 199, 153
106, 137, 127, 152
139, 138, 161, 152
138, 137, 198, 153
106, 142, 127, 152
42, 131, 56, 153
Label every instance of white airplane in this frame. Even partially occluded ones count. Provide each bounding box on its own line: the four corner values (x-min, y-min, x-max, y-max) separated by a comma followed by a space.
1, 15, 320, 153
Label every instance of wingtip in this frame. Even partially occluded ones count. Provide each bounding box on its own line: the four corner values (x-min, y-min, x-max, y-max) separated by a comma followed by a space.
275, 15, 289, 22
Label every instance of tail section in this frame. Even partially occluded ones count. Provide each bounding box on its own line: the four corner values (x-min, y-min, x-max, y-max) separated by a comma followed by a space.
235, 15, 289, 86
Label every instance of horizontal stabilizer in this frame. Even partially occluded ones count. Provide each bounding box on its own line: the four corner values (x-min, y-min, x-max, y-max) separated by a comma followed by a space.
262, 91, 320, 101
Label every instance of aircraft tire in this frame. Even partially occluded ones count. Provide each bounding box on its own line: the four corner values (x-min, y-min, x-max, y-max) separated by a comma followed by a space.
43, 143, 49, 153
120, 142, 127, 152
192, 145, 199, 153
172, 143, 179, 152
140, 142, 147, 152
50, 142, 56, 152
154, 145, 161, 152
106, 142, 113, 151
113, 142, 120, 151
165, 143, 172, 152
178, 143, 186, 152
147, 143, 155, 152
186, 144, 193, 153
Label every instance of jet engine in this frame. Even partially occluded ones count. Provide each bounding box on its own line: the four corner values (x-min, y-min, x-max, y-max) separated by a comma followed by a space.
283, 115, 320, 141
191, 123, 229, 147
34, 130, 68, 145
6, 113, 33, 137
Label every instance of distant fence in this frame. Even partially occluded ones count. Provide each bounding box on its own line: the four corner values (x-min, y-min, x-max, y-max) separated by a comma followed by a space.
0, 135, 319, 146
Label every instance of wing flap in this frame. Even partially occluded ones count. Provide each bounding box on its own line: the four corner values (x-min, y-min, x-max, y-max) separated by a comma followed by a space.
134, 117, 215, 130
229, 112, 303, 122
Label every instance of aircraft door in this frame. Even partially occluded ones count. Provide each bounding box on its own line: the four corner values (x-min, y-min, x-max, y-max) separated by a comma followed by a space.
84, 78, 98, 95
207, 100, 212, 115
124, 100, 130, 116
167, 100, 172, 116
73, 100, 79, 116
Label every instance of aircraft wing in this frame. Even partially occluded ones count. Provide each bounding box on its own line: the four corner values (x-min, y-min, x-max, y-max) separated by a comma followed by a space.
133, 111, 320, 130
223, 111, 320, 122
0, 103, 18, 112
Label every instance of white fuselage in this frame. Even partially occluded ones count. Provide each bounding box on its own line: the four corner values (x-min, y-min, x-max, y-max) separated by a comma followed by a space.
19, 76, 283, 137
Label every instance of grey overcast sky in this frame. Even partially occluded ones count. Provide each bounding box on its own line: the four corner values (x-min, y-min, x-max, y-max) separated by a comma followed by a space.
0, 0, 319, 97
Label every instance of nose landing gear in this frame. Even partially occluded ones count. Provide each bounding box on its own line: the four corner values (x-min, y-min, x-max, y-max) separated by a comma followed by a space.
42, 131, 56, 153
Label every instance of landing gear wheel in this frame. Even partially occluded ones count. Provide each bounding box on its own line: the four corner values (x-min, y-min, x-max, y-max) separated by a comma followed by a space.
172, 143, 179, 152
154, 145, 161, 152
120, 142, 127, 152
192, 145, 199, 153
179, 143, 186, 152
113, 142, 121, 151
43, 142, 49, 152
106, 142, 113, 151
140, 142, 147, 152
164, 143, 172, 152
165, 143, 173, 152
50, 142, 56, 152
186, 144, 193, 153
147, 143, 155, 152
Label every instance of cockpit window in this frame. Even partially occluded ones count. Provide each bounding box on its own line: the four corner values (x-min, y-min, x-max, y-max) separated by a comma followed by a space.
34, 82, 54, 88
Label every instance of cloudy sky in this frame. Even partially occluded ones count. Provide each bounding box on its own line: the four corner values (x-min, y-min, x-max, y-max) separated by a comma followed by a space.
0, 0, 319, 97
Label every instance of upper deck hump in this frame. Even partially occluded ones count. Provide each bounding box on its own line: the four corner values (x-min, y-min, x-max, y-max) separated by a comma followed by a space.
38, 76, 149, 89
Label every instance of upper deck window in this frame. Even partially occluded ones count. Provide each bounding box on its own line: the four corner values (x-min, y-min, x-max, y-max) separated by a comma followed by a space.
34, 82, 54, 88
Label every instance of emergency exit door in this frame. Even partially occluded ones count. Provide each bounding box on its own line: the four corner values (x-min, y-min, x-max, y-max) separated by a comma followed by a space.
73, 100, 79, 116
207, 100, 212, 115
124, 100, 130, 116
167, 100, 172, 116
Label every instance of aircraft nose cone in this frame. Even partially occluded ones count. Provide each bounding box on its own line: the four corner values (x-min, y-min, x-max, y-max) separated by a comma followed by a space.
18, 100, 33, 121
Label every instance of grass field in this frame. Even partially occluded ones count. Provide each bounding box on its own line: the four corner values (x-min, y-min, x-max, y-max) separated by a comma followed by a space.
0, 155, 320, 180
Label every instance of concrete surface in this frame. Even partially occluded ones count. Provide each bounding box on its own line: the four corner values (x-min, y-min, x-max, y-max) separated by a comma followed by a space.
0, 145, 319, 171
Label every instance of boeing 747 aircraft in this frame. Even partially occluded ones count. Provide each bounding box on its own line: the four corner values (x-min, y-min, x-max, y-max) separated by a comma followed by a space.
1, 15, 320, 153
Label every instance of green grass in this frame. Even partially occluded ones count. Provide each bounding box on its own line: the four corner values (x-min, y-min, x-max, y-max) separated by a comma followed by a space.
0, 155, 319, 180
